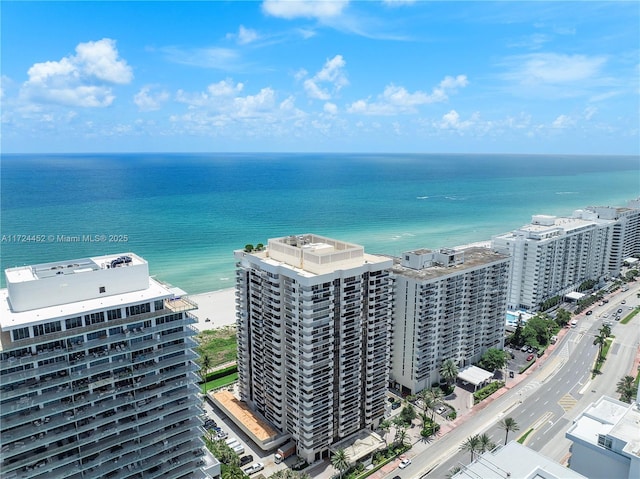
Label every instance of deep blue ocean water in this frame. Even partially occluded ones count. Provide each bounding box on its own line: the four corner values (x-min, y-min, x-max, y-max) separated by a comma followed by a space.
1, 153, 639, 293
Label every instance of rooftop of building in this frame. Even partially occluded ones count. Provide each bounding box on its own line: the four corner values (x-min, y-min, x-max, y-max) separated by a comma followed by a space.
452, 441, 588, 479
0, 252, 187, 334
236, 233, 392, 277
391, 246, 509, 281
567, 395, 640, 458
5, 253, 145, 284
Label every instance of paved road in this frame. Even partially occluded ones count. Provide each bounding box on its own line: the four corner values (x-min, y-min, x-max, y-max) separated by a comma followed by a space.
385, 282, 640, 479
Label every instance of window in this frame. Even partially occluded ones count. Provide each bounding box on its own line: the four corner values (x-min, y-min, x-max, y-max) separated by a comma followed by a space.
33, 321, 62, 336
154, 300, 164, 311
66, 317, 83, 330
597, 435, 612, 449
87, 330, 106, 341
12, 327, 30, 341
107, 309, 122, 321
126, 303, 150, 317
99, 286, 106, 294
85, 312, 105, 325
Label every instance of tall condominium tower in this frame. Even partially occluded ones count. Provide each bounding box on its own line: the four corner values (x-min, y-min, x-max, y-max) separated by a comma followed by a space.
578, 199, 640, 277
0, 254, 216, 479
234, 234, 393, 463
390, 247, 510, 395
492, 215, 612, 311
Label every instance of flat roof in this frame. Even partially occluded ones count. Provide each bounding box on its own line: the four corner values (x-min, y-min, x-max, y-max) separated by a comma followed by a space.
566, 396, 630, 445
392, 246, 509, 281
330, 429, 385, 463
453, 441, 587, 479
212, 390, 279, 443
0, 277, 172, 331
458, 365, 494, 386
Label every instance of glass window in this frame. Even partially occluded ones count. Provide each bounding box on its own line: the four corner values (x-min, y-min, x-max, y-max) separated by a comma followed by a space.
12, 327, 30, 341
66, 317, 83, 330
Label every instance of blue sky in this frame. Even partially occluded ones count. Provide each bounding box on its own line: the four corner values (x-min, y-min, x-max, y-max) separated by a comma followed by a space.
1, 0, 639, 154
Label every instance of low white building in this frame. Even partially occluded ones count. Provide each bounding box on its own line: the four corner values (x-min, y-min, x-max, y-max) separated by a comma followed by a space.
565, 395, 640, 479
452, 441, 587, 479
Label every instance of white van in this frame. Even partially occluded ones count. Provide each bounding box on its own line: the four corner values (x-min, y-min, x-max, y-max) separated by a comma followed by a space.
225, 438, 239, 447
232, 444, 245, 455
570, 320, 578, 328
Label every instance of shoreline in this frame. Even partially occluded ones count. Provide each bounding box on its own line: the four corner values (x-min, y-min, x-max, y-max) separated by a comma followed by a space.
189, 288, 237, 332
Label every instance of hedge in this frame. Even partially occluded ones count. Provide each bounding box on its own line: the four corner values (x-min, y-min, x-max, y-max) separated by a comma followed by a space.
201, 364, 238, 383
473, 381, 505, 404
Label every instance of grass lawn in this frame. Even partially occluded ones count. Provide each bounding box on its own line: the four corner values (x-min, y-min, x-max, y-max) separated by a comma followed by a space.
196, 326, 237, 368
621, 308, 639, 325
201, 372, 238, 394
517, 428, 534, 444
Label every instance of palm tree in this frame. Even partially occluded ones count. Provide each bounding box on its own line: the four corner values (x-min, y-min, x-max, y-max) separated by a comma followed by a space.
379, 419, 391, 446
201, 354, 212, 395
459, 434, 480, 462
498, 417, 519, 445
421, 391, 436, 421
593, 332, 607, 360
617, 375, 635, 403
600, 324, 612, 338
440, 359, 459, 388
396, 428, 409, 448
331, 448, 350, 479
420, 411, 430, 429
478, 433, 495, 454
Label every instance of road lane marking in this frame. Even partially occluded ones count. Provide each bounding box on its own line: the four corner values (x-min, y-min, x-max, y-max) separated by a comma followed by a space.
558, 394, 578, 412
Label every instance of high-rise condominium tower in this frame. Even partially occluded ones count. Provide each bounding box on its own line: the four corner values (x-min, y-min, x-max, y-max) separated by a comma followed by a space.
390, 247, 510, 394
0, 253, 215, 479
234, 234, 393, 463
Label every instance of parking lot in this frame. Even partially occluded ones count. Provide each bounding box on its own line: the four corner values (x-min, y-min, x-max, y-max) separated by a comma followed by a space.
200, 393, 292, 477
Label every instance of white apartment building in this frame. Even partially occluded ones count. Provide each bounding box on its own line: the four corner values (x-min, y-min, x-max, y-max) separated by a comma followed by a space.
565, 395, 640, 479
234, 234, 393, 463
0, 253, 218, 479
578, 199, 640, 277
390, 247, 510, 395
492, 215, 612, 311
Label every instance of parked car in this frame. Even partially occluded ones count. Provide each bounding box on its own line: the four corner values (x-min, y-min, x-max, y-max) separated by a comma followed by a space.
399, 458, 412, 469
618, 308, 623, 313
436, 406, 446, 415
240, 455, 254, 466
244, 463, 264, 475
621, 300, 626, 304
526, 354, 535, 361
586, 310, 593, 315
391, 401, 401, 409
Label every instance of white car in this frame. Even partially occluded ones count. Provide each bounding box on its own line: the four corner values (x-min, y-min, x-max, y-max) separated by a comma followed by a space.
399, 458, 411, 469
244, 463, 264, 475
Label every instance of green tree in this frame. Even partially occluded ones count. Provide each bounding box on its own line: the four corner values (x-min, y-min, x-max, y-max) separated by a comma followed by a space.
379, 419, 391, 446
244, 244, 254, 252
522, 314, 554, 347
498, 417, 519, 445
600, 324, 612, 338
331, 448, 350, 479
446, 466, 462, 479
459, 434, 480, 462
511, 314, 524, 346
555, 308, 571, 328
478, 433, 495, 453
617, 375, 636, 403
222, 465, 246, 479
440, 359, 459, 387
201, 354, 212, 395
396, 428, 409, 448
593, 332, 607, 360
478, 348, 508, 371
399, 403, 417, 425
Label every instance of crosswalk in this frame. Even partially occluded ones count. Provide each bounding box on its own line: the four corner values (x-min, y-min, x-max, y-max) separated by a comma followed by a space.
519, 380, 541, 395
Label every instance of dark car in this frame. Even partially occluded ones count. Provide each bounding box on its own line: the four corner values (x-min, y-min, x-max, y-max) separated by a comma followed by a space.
240, 455, 254, 466
586, 310, 593, 315
618, 308, 623, 313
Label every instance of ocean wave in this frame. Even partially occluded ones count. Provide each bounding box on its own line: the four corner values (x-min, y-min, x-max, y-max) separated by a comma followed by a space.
555, 191, 578, 195
416, 196, 429, 200
445, 195, 467, 201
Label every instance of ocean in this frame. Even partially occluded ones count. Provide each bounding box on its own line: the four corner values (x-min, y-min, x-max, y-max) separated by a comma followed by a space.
1, 153, 638, 294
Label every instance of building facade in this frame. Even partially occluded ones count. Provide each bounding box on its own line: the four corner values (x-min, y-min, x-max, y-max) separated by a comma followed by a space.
492, 215, 612, 311
390, 247, 510, 395
0, 253, 215, 479
566, 395, 640, 479
234, 234, 393, 463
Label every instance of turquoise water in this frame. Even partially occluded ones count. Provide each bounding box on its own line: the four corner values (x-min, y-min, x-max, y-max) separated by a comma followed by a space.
1, 153, 638, 293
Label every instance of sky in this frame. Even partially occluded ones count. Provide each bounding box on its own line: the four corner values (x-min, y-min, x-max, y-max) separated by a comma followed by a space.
1, 0, 639, 154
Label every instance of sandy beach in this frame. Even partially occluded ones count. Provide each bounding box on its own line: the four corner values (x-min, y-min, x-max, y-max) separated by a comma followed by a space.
189, 288, 237, 332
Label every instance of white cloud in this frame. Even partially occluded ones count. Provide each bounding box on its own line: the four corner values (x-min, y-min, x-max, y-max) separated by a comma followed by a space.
502, 53, 607, 85
134, 86, 170, 112
227, 25, 260, 45
324, 102, 338, 115
208, 79, 245, 96
551, 114, 575, 128
583, 106, 597, 120
21, 38, 132, 108
303, 55, 348, 100
262, 0, 348, 19
162, 46, 240, 70
347, 74, 468, 115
